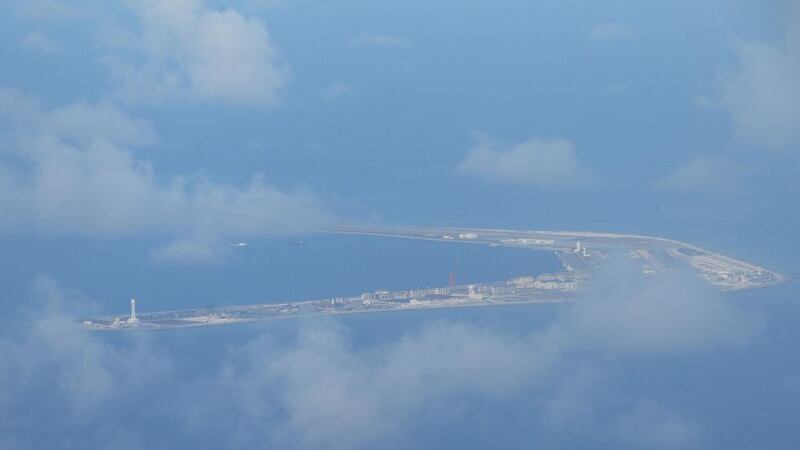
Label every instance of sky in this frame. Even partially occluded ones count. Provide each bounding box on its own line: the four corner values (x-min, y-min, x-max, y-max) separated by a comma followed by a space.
1, 1, 800, 449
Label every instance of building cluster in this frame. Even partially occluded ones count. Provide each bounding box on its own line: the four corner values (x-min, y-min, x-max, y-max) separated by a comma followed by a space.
500, 238, 555, 246
441, 232, 479, 240
574, 241, 590, 257
358, 272, 582, 306
467, 284, 514, 299
361, 287, 453, 304
702, 271, 749, 285
98, 298, 139, 329
507, 273, 581, 291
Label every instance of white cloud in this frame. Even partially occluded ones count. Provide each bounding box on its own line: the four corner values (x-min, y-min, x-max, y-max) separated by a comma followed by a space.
0, 91, 331, 263
181, 322, 557, 449
457, 134, 589, 189
654, 156, 750, 198
21, 32, 59, 53
590, 22, 633, 41
151, 239, 222, 264
44, 101, 158, 147
563, 257, 760, 354
180, 263, 755, 447
179, 266, 757, 447
591, 276, 756, 349
103, 0, 289, 106
0, 267, 761, 448
0, 87, 43, 130
350, 33, 415, 49
719, 35, 800, 150
0, 279, 173, 447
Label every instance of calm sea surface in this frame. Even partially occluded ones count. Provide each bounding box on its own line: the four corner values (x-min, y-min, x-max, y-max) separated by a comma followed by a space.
0, 234, 561, 315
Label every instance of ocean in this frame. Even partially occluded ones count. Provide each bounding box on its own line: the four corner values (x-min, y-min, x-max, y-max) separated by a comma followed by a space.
0, 233, 562, 315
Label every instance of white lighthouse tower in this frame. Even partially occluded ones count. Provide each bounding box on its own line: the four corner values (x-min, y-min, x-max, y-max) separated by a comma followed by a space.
129, 298, 138, 323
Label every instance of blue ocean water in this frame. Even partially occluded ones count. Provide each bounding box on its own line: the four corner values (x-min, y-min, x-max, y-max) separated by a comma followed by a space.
0, 234, 561, 315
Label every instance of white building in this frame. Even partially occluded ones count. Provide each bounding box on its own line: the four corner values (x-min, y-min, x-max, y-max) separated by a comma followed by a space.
128, 298, 138, 323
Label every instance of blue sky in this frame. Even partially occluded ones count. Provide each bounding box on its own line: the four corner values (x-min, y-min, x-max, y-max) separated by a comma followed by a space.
1, 1, 800, 449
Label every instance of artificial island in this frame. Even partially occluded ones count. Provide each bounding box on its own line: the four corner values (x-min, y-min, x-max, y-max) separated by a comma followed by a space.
81, 225, 785, 331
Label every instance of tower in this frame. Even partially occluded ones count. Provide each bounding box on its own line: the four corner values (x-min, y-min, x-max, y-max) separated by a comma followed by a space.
129, 298, 138, 323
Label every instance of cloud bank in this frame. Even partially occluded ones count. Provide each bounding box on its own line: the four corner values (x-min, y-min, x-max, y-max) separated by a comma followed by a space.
718, 9, 800, 150
0, 265, 758, 449
0, 88, 331, 263
562, 257, 760, 354
102, 0, 289, 106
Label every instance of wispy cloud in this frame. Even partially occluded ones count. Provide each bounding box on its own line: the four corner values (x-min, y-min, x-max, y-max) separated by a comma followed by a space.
716, 11, 800, 151
101, 0, 290, 107
350, 33, 414, 49
0, 267, 757, 448
563, 256, 761, 354
0, 88, 332, 263
457, 133, 590, 189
